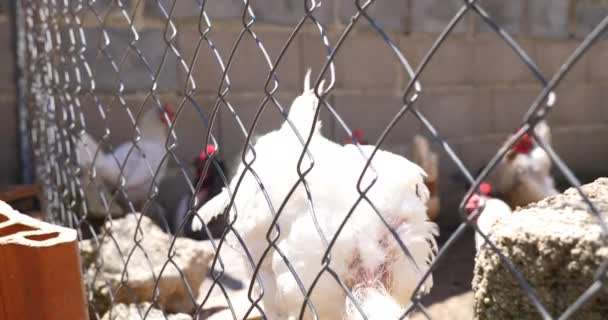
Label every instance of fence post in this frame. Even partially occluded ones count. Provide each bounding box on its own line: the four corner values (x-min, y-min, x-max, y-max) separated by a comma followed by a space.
0, 201, 88, 320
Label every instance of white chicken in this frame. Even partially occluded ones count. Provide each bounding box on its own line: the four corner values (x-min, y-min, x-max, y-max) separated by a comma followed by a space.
75, 131, 124, 219
489, 121, 558, 208
193, 71, 438, 319
76, 102, 175, 212
465, 182, 512, 252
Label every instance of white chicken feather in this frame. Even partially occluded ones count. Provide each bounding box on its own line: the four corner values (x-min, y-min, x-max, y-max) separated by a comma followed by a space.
466, 184, 512, 252
193, 70, 438, 319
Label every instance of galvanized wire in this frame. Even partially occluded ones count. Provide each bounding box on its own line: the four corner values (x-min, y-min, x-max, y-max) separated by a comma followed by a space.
14, 0, 608, 319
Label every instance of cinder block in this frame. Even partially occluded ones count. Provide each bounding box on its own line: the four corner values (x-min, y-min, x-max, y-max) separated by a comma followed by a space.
586, 41, 608, 83
82, 27, 179, 93
551, 126, 608, 175
0, 96, 19, 185
528, 0, 569, 38
0, 22, 14, 91
534, 40, 588, 84
475, 0, 524, 35
145, 0, 334, 25
417, 89, 494, 139
332, 93, 423, 153
338, 1, 408, 31
0, 202, 88, 320
401, 36, 474, 85
251, 0, 334, 25
473, 178, 608, 319
548, 85, 602, 127
598, 85, 608, 123
473, 38, 538, 85
411, 0, 467, 33
574, 0, 608, 39
145, 0, 242, 20
299, 31, 342, 88
88, 0, 132, 17
177, 27, 301, 93
492, 87, 540, 134
303, 33, 402, 91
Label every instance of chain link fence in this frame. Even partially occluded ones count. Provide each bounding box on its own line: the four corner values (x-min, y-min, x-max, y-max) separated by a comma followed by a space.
13, 0, 608, 319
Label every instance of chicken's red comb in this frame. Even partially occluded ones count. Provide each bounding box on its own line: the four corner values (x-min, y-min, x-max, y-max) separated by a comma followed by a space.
162, 102, 176, 122
199, 144, 217, 161
479, 182, 492, 195
342, 130, 366, 144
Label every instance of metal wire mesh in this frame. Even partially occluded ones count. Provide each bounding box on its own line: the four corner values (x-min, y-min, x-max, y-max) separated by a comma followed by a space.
14, 0, 608, 319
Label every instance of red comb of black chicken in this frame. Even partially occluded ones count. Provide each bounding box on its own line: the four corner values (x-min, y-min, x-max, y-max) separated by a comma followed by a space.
342, 130, 367, 145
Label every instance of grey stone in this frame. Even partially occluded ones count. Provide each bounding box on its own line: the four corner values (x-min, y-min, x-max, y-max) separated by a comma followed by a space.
528, 0, 569, 38
81, 214, 214, 315
338, 1, 407, 31
83, 28, 179, 93
81, 176, 126, 219
102, 303, 192, 320
197, 244, 263, 320
476, 0, 524, 35
473, 178, 608, 319
574, 0, 608, 39
411, 0, 467, 33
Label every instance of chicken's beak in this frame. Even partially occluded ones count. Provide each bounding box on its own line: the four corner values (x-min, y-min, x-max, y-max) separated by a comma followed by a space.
465, 194, 481, 219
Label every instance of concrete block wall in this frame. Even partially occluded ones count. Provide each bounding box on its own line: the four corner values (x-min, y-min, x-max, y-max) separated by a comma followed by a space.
0, 2, 20, 187
71, 0, 608, 229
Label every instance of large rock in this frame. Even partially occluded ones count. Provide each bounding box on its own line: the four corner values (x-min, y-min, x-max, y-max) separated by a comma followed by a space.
197, 244, 263, 320
473, 178, 608, 319
102, 303, 192, 320
81, 214, 214, 316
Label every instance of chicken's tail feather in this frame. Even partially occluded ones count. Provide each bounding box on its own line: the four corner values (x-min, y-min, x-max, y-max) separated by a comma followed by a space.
191, 187, 230, 232
304, 68, 312, 92
344, 286, 403, 320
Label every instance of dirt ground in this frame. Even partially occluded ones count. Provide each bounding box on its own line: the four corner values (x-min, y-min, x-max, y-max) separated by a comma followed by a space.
413, 228, 477, 319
